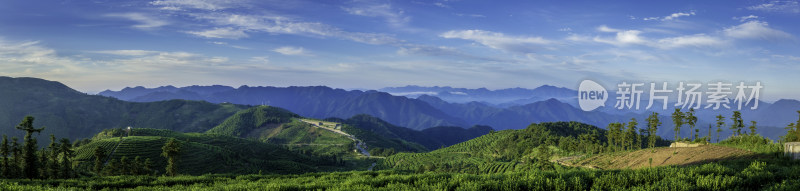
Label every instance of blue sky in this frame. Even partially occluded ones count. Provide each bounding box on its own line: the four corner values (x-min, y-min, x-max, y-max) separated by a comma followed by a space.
0, 0, 799, 100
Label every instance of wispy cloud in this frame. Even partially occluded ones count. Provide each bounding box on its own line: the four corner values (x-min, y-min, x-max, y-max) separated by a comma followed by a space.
186, 13, 401, 45
454, 13, 486, 18
591, 25, 724, 49
642, 11, 696, 21
342, 0, 410, 27
210, 41, 250, 49
105, 13, 168, 29
656, 34, 725, 49
747, 1, 800, 13
186, 27, 248, 39
724, 21, 794, 41
440, 30, 553, 53
273, 46, 310, 56
149, 0, 247, 11
733, 15, 760, 22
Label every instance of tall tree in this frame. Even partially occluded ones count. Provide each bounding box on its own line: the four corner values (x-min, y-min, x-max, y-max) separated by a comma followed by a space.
671, 109, 685, 142
161, 138, 181, 176
38, 148, 48, 178
46, 134, 59, 179
731, 111, 744, 136
93, 147, 105, 175
646, 112, 661, 150
749, 121, 757, 135
15, 116, 45, 179
715, 115, 725, 143
626, 118, 639, 150
59, 138, 74, 178
686, 108, 698, 141
707, 124, 712, 142
10, 137, 21, 178
1, 135, 8, 178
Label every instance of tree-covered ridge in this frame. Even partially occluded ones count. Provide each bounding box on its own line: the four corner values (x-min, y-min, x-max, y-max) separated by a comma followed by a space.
0, 77, 248, 144
331, 114, 492, 151
377, 121, 670, 173
72, 128, 344, 176
205, 106, 299, 137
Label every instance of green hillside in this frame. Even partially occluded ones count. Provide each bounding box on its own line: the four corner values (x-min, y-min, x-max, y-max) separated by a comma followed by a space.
206, 106, 355, 156
0, 77, 248, 143
377, 121, 670, 173
73, 128, 343, 175
330, 114, 491, 151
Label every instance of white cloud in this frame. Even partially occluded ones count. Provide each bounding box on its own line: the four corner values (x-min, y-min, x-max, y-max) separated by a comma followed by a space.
593, 25, 725, 49
192, 13, 400, 45
747, 1, 800, 13
106, 13, 168, 29
594, 26, 647, 46
440, 30, 553, 53
186, 27, 248, 39
150, 0, 246, 11
733, 15, 760, 22
642, 11, 696, 21
724, 21, 794, 41
662, 11, 695, 20
597, 25, 619, 32
210, 41, 250, 49
342, 0, 410, 27
273, 46, 309, 56
656, 34, 725, 49
89, 50, 160, 56
454, 13, 486, 18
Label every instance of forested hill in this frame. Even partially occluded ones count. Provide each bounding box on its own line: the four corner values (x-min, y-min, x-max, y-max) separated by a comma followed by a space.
328, 114, 493, 150
378, 121, 671, 173
100, 85, 466, 130
0, 76, 248, 143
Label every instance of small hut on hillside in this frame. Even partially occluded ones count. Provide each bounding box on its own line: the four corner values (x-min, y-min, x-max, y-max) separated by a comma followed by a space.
785, 142, 800, 160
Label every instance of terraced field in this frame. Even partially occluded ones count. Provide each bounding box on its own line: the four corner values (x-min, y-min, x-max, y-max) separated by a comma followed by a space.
573, 145, 761, 170
72, 128, 332, 175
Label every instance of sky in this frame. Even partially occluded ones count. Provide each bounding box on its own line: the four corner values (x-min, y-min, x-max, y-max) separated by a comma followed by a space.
0, 0, 799, 100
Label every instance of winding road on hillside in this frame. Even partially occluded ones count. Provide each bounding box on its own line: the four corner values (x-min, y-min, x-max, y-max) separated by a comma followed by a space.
300, 119, 371, 157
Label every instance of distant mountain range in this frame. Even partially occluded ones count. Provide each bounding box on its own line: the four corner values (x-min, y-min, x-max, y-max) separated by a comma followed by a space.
101, 85, 466, 130
99, 83, 799, 141
379, 85, 577, 106
0, 77, 492, 152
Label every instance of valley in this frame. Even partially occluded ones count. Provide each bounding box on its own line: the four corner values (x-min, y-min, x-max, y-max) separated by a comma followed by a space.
0, 77, 799, 190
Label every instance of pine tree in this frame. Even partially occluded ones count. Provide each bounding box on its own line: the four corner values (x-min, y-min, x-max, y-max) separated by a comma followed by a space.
162, 138, 181, 176
715, 115, 725, 143
686, 108, 698, 141
731, 111, 744, 136
646, 112, 661, 150
46, 134, 59, 179
626, 118, 639, 150
671, 109, 684, 142
38, 148, 48, 179
59, 138, 73, 178
606, 123, 615, 151
1, 135, 9, 178
15, 116, 45, 179
749, 121, 757, 135
10, 137, 21, 178
93, 147, 106, 175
